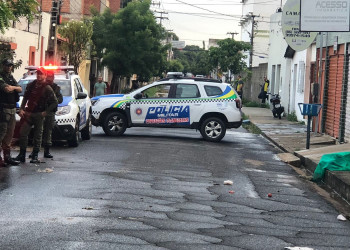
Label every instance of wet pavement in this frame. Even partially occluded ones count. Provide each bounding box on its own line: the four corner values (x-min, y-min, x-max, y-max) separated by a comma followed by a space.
243, 106, 350, 208
0, 127, 349, 249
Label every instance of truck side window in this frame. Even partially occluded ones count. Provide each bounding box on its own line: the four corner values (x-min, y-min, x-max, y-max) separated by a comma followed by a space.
204, 85, 223, 96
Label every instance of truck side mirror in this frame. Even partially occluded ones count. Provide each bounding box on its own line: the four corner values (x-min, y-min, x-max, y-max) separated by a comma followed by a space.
134, 93, 143, 99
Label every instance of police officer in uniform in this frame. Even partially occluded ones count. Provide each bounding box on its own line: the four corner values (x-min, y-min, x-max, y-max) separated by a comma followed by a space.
42, 71, 63, 158
0, 59, 22, 167
15, 67, 58, 163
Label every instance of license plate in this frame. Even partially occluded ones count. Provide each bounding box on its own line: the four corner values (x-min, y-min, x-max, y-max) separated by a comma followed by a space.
275, 104, 281, 108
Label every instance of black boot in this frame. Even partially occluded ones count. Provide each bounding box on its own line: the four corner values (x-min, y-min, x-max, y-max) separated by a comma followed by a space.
44, 146, 53, 158
3, 149, 20, 166
30, 150, 40, 164
28, 152, 33, 159
15, 149, 26, 163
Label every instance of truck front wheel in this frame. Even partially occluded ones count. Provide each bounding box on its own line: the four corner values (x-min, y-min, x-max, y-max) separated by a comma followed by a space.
102, 111, 127, 136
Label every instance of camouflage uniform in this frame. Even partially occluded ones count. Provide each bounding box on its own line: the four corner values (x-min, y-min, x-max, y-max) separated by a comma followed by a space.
16, 77, 58, 163
42, 79, 63, 158
0, 65, 21, 167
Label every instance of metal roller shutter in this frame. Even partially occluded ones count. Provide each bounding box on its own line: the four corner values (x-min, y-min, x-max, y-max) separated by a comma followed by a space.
325, 53, 343, 138
346, 64, 350, 142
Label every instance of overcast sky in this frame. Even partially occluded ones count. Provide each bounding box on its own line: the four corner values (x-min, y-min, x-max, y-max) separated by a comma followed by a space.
151, 0, 244, 49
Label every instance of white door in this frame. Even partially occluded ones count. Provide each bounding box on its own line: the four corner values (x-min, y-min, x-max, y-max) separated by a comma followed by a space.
130, 83, 172, 125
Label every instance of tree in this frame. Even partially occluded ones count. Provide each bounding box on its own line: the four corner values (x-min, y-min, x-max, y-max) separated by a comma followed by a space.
92, 0, 168, 92
0, 0, 38, 33
209, 38, 251, 75
58, 20, 93, 73
173, 45, 210, 76
167, 59, 184, 72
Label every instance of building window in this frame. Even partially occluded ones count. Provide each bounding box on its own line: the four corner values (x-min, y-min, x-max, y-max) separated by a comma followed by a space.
29, 46, 36, 66
298, 61, 305, 93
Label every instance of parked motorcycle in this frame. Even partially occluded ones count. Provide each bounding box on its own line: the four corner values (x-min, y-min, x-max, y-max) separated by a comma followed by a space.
268, 93, 284, 119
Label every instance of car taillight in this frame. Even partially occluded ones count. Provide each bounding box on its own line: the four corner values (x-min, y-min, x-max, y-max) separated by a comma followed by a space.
235, 99, 242, 109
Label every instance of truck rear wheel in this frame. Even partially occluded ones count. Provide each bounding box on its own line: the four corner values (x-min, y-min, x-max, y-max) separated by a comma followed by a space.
200, 117, 226, 142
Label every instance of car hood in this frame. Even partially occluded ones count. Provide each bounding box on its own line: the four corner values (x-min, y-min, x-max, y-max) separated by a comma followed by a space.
91, 94, 126, 101
92, 94, 132, 108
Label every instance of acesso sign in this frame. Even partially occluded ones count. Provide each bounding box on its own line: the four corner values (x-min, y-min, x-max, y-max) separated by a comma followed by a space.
300, 0, 350, 32
315, 1, 348, 8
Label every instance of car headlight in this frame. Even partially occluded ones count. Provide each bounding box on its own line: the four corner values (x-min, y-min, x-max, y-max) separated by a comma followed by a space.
56, 106, 71, 116
91, 99, 99, 106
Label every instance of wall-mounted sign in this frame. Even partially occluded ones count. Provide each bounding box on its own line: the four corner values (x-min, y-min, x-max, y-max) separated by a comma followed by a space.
282, 0, 317, 51
171, 41, 185, 49
300, 0, 350, 32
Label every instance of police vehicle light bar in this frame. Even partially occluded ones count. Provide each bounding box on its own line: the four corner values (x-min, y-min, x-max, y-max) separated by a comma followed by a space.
25, 65, 74, 72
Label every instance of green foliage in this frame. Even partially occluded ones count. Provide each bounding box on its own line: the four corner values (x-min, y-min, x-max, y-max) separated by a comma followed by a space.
167, 59, 184, 72
58, 19, 93, 73
121, 87, 131, 94
173, 46, 210, 76
243, 100, 261, 107
0, 0, 38, 33
287, 111, 298, 122
241, 114, 262, 134
92, 0, 167, 82
209, 38, 251, 75
0, 49, 22, 70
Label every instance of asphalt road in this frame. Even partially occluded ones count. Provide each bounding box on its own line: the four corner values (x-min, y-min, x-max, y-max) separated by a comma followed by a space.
0, 127, 349, 250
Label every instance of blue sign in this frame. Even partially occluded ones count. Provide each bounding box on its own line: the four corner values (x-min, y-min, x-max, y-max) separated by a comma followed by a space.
145, 105, 190, 124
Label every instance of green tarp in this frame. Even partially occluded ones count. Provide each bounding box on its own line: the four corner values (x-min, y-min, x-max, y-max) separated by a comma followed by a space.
312, 152, 350, 181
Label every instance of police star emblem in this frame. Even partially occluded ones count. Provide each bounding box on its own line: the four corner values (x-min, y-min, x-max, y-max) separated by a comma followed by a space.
136, 108, 142, 115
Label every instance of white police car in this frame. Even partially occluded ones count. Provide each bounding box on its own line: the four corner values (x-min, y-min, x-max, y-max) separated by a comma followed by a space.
16, 66, 92, 147
91, 77, 242, 142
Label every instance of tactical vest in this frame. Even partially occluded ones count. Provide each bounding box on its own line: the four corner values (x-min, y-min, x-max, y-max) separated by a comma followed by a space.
0, 73, 19, 109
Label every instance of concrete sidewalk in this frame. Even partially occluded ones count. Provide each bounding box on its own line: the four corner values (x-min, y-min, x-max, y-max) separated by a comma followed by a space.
243, 107, 350, 205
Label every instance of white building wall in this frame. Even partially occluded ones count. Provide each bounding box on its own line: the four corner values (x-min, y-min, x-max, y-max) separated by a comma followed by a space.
290, 51, 307, 118
1, 12, 51, 81
267, 12, 315, 121
267, 12, 289, 114
241, 0, 287, 67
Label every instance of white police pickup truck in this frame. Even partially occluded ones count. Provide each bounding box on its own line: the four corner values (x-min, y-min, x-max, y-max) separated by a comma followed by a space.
91, 77, 242, 142
15, 66, 92, 147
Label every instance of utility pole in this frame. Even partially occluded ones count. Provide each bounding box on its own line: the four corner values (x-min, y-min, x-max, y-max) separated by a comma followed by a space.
154, 11, 168, 25
227, 32, 239, 39
47, 0, 62, 64
166, 29, 173, 61
247, 12, 259, 69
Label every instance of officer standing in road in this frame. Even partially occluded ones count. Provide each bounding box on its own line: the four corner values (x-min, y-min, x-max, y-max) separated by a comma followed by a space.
0, 59, 22, 167
42, 71, 63, 158
15, 67, 58, 164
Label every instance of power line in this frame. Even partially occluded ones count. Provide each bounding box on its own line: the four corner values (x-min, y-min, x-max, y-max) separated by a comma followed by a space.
163, 0, 281, 5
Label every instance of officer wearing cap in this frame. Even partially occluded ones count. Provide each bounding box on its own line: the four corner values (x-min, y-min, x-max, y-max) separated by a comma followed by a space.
15, 67, 58, 164
0, 59, 22, 167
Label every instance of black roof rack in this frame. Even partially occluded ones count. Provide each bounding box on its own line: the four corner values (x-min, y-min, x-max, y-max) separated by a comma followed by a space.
159, 77, 222, 83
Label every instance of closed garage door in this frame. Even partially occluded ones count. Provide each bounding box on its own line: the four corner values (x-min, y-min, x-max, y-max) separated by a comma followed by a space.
346, 64, 350, 142
325, 53, 343, 138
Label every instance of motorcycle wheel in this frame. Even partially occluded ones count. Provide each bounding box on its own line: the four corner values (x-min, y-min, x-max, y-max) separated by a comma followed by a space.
273, 110, 278, 118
